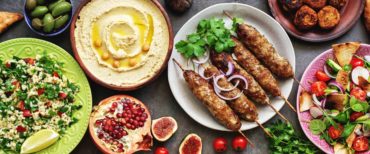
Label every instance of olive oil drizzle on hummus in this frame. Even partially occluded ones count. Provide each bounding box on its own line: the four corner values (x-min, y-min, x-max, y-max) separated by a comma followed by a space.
91, 7, 154, 71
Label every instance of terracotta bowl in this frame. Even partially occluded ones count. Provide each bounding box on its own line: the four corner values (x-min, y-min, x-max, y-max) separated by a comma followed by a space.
70, 0, 173, 91
89, 95, 152, 154
268, 0, 365, 42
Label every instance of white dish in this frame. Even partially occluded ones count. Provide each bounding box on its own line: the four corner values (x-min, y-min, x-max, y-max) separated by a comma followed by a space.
168, 3, 295, 131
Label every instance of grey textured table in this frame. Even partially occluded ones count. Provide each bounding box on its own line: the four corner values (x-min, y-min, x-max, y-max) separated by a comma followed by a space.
1, 0, 369, 153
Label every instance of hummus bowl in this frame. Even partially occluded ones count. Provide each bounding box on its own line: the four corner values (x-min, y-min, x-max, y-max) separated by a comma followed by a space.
70, 0, 173, 91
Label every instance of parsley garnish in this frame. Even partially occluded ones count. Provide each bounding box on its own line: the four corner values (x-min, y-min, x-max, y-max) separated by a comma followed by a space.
266, 120, 319, 154
175, 18, 236, 58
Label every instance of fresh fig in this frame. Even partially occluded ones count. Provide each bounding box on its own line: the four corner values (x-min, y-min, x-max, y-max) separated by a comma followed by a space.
152, 116, 178, 142
89, 95, 153, 154
179, 133, 202, 154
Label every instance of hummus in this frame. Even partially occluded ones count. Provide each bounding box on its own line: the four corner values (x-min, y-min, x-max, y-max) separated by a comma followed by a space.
74, 0, 170, 87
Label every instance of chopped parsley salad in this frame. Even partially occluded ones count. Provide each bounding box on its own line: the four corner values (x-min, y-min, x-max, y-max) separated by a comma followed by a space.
0, 55, 81, 152
300, 43, 370, 153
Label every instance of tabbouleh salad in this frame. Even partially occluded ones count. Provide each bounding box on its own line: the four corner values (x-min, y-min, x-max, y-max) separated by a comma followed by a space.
0, 55, 81, 152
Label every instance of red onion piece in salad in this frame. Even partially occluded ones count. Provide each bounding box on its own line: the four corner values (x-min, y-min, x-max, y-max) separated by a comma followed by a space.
328, 80, 344, 93
324, 65, 336, 79
227, 75, 248, 89
312, 94, 322, 107
213, 75, 240, 92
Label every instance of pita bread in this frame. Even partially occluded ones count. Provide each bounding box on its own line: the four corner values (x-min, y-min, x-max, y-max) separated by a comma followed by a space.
0, 11, 23, 34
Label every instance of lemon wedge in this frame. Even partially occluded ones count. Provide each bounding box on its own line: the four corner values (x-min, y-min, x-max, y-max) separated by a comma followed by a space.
21, 129, 59, 154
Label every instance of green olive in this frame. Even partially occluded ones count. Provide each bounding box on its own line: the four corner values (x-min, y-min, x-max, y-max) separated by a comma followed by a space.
26, 0, 37, 11
30, 6, 48, 18
51, 2, 71, 17
31, 18, 43, 30
48, 0, 65, 10
54, 14, 69, 29
43, 13, 55, 33
36, 0, 45, 5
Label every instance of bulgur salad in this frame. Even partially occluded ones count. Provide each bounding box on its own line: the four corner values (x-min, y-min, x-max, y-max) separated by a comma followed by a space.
0, 55, 81, 152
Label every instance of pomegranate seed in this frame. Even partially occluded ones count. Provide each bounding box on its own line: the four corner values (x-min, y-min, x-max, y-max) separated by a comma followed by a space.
117, 148, 124, 152
133, 121, 138, 126
98, 132, 104, 139
112, 102, 117, 108
116, 113, 122, 118
95, 120, 102, 126
16, 125, 27, 132
124, 117, 129, 121
23, 110, 32, 117
139, 122, 144, 127
126, 123, 131, 128
140, 116, 146, 122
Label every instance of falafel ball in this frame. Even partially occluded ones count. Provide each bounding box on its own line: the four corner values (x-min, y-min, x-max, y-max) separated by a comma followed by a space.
294, 5, 318, 30
303, 0, 327, 10
317, 5, 340, 29
279, 0, 303, 12
328, 0, 347, 9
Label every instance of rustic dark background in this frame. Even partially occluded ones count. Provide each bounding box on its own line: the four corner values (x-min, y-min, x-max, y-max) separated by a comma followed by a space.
0, 0, 369, 153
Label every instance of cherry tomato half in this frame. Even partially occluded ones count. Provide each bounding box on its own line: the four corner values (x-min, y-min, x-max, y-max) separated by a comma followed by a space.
350, 57, 364, 69
315, 71, 331, 82
350, 112, 365, 122
213, 137, 227, 152
232, 135, 247, 151
352, 136, 369, 152
350, 87, 367, 101
311, 81, 327, 97
328, 124, 343, 140
154, 147, 169, 154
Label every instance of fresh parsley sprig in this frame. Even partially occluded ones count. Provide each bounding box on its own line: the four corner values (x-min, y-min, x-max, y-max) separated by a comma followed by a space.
175, 18, 239, 58
266, 120, 319, 154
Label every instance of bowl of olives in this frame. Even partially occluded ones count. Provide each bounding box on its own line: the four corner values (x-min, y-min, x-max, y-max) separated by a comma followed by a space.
24, 0, 73, 36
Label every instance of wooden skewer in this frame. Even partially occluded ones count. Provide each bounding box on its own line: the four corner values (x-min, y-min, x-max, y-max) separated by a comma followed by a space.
255, 120, 273, 138
223, 10, 233, 20
238, 130, 255, 147
280, 95, 297, 112
173, 59, 185, 72
266, 102, 290, 122
293, 75, 308, 92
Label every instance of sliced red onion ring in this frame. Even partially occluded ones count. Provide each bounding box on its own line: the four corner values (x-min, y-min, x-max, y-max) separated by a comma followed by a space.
312, 94, 322, 107
365, 55, 370, 62
231, 53, 238, 61
228, 75, 248, 89
198, 65, 214, 80
213, 75, 240, 91
324, 65, 336, 79
214, 87, 243, 101
328, 80, 344, 93
192, 50, 210, 64
225, 62, 234, 76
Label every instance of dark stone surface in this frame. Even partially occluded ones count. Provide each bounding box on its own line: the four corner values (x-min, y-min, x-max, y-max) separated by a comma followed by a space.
0, 0, 369, 153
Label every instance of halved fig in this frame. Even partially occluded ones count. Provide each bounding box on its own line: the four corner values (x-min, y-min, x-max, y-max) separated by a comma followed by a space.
152, 116, 178, 142
89, 95, 152, 154
179, 133, 202, 154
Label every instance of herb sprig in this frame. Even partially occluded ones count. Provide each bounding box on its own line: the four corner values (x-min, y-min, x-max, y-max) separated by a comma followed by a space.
175, 18, 241, 58
266, 120, 319, 154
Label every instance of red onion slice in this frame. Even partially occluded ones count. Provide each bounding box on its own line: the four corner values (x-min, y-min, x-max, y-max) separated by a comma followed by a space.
328, 80, 344, 93
214, 87, 243, 101
225, 62, 234, 76
192, 50, 210, 64
198, 65, 214, 80
324, 65, 336, 79
228, 75, 248, 89
312, 94, 322, 107
213, 75, 240, 91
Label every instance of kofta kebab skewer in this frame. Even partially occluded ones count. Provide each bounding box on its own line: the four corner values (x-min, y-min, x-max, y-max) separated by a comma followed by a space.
211, 51, 296, 118
172, 59, 256, 146
224, 11, 302, 112
203, 64, 274, 137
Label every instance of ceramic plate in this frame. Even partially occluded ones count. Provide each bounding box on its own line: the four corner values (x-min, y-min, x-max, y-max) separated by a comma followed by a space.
168, 3, 295, 131
0, 38, 92, 154
297, 44, 370, 154
268, 0, 365, 42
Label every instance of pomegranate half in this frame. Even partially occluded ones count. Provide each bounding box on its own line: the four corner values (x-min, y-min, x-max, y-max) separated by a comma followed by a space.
89, 95, 152, 154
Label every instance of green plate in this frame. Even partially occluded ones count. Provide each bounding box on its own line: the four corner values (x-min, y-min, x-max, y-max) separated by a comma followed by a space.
0, 38, 92, 154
